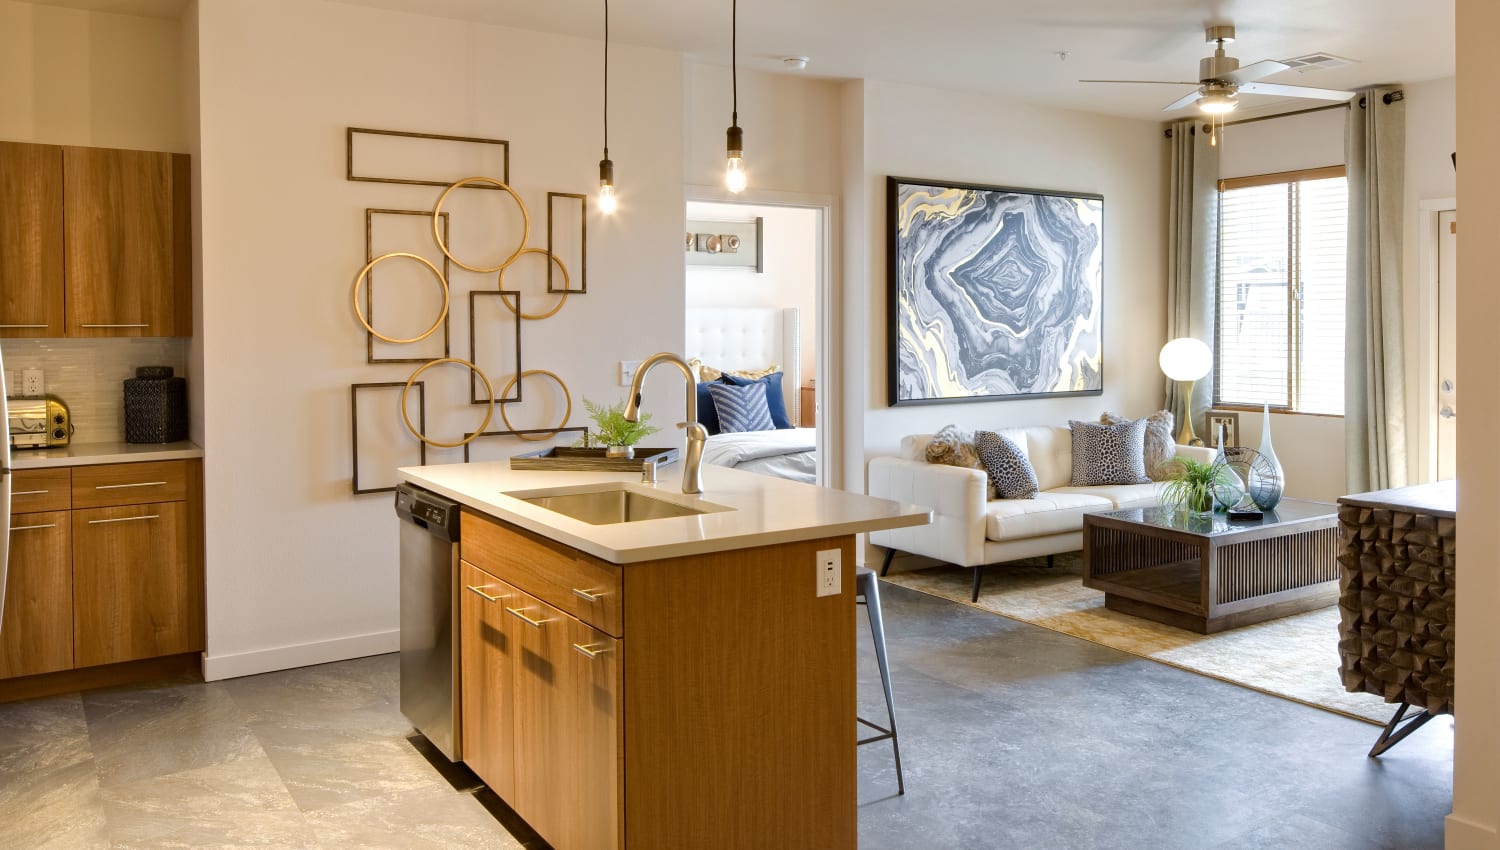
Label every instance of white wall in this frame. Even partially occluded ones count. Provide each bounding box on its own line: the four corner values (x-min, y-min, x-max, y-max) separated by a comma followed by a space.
193, 0, 686, 678
685, 201, 818, 387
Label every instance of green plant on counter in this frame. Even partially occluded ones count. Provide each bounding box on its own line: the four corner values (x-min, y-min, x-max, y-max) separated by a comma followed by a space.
1158, 457, 1230, 514
576, 397, 660, 448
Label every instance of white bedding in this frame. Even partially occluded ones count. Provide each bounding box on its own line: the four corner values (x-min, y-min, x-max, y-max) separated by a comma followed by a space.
703, 427, 818, 484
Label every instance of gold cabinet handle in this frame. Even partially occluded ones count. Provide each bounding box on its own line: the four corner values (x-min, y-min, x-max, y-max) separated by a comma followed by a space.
80, 323, 149, 328
87, 514, 159, 525
572, 587, 607, 602
572, 643, 609, 659
10, 523, 57, 532
12, 490, 49, 496
466, 584, 503, 603
0, 324, 49, 329
505, 606, 550, 628
95, 481, 167, 490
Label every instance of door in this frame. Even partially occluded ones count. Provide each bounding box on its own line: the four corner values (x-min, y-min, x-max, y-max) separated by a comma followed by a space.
72, 501, 200, 667
566, 618, 622, 850
0, 142, 64, 338
0, 511, 72, 678
459, 562, 517, 800
509, 587, 571, 849
1437, 210, 1457, 480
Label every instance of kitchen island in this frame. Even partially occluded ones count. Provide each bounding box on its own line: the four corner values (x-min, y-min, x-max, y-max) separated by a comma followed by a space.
399, 461, 930, 850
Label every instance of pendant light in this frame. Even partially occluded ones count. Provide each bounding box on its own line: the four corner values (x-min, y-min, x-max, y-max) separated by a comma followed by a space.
724, 0, 746, 193
597, 0, 618, 214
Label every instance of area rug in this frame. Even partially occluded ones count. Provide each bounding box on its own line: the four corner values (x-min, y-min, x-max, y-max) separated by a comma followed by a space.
884, 553, 1392, 725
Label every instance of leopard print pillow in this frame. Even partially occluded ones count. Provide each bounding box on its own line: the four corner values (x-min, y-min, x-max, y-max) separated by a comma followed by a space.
1069, 419, 1150, 486
975, 430, 1039, 499
1101, 410, 1175, 481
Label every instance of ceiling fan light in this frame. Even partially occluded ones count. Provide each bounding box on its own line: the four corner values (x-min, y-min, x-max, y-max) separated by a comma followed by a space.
1199, 92, 1238, 115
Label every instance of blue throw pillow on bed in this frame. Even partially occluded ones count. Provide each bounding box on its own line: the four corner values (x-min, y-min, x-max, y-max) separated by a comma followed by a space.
695, 382, 723, 435
706, 382, 776, 433
720, 371, 793, 429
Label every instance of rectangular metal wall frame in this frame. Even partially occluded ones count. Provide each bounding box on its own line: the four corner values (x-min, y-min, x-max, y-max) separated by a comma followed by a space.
351, 381, 426, 495
469, 290, 523, 405
366, 208, 452, 365
461, 427, 589, 463
547, 191, 588, 293
347, 127, 511, 188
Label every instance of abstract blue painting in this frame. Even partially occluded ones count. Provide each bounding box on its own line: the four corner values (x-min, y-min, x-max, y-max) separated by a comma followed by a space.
887, 177, 1103, 405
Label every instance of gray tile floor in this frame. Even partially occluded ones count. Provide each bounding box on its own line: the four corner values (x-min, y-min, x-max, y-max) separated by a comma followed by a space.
0, 583, 1452, 849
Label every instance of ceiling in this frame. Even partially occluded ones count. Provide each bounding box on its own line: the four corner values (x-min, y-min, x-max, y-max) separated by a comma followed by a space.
331, 0, 1455, 120
19, 0, 187, 19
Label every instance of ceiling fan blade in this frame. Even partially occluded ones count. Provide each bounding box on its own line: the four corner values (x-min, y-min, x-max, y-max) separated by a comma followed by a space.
1222, 59, 1292, 85
1163, 90, 1206, 111
1236, 82, 1356, 101
1079, 79, 1203, 85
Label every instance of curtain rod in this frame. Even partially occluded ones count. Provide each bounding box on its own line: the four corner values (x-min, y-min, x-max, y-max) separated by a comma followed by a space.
1162, 91, 1403, 138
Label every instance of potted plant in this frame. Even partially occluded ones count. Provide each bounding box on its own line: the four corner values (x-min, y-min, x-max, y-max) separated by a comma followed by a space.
1158, 457, 1229, 516
578, 397, 661, 458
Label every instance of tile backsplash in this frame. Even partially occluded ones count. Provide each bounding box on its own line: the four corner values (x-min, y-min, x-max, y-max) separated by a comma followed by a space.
1, 338, 190, 445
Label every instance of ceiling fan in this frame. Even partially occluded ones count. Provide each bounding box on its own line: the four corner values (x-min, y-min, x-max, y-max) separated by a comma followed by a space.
1081, 25, 1356, 114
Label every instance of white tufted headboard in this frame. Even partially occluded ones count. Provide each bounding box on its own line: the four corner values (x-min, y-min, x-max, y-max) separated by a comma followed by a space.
685, 307, 801, 424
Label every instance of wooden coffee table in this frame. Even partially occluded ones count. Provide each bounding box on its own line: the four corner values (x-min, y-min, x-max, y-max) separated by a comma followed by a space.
1082, 500, 1339, 634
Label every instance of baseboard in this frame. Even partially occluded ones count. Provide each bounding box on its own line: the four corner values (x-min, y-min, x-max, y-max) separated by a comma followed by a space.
202, 629, 400, 681
1447, 813, 1500, 850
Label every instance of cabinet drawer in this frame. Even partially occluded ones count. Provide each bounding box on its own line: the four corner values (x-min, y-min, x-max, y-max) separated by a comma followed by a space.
71, 460, 187, 508
11, 467, 71, 512
461, 512, 622, 637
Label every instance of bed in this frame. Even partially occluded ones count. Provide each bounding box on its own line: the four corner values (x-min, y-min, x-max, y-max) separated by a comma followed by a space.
686, 307, 819, 484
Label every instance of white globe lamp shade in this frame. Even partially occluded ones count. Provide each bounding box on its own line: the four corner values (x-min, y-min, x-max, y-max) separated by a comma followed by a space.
1159, 338, 1213, 382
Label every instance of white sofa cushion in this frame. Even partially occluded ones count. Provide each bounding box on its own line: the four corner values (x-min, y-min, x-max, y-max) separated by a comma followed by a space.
1045, 483, 1161, 510
1012, 426, 1073, 491
984, 491, 1113, 541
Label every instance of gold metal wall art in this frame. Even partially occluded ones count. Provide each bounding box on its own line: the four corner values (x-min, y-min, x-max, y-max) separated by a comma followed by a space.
469, 290, 523, 405
352, 252, 451, 345
365, 209, 452, 364
497, 369, 573, 441
351, 381, 425, 494
497, 248, 571, 320
401, 358, 495, 449
347, 127, 511, 188
547, 192, 587, 293
431, 176, 531, 273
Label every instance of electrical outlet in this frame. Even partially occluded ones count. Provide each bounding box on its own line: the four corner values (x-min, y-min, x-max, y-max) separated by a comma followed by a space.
619, 359, 644, 387
816, 548, 841, 597
21, 368, 44, 398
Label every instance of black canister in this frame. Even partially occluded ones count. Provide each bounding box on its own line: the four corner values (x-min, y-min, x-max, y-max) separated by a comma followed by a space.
124, 366, 189, 443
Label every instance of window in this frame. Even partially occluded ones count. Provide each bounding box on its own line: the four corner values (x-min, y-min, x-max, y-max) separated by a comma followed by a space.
1215, 167, 1348, 416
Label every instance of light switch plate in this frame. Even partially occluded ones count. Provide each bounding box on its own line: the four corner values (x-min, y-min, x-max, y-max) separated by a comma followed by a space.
816, 549, 840, 597
619, 360, 643, 387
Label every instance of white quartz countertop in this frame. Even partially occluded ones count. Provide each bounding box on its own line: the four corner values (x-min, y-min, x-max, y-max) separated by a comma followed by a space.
399, 460, 932, 564
10, 440, 203, 470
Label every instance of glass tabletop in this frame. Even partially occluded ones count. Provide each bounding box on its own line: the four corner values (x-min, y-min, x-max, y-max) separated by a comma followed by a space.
1096, 499, 1337, 538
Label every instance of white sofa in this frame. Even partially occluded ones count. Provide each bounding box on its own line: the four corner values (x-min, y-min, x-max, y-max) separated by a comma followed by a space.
868, 427, 1217, 600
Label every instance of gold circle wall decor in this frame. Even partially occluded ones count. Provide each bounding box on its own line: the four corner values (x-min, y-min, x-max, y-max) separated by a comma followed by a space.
402, 358, 495, 448
431, 176, 531, 274
498, 248, 571, 321
498, 369, 573, 441
351, 252, 450, 344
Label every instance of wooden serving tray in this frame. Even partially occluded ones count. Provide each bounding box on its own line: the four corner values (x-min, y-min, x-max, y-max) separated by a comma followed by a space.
509, 446, 680, 472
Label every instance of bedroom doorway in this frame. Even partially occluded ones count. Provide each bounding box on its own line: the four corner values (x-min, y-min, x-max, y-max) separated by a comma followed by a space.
683, 195, 830, 485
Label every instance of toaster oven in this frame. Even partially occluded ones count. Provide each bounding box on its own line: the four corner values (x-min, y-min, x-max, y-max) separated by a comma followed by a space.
7, 395, 73, 449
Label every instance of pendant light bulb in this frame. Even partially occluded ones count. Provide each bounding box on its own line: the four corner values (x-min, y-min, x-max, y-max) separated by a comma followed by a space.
725, 125, 746, 193
598, 156, 618, 215
724, 0, 746, 194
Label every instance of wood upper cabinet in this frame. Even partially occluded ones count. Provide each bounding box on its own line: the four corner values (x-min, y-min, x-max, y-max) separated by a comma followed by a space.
0, 142, 65, 338
63, 146, 191, 337
71, 500, 201, 668
460, 561, 518, 801
0, 511, 73, 678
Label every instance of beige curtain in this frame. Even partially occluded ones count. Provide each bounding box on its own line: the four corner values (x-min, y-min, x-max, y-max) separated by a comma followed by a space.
1346, 88, 1407, 492
1165, 120, 1219, 440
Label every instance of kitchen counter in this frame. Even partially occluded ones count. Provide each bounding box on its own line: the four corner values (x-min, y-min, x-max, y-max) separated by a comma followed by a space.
10, 440, 204, 470
400, 460, 931, 564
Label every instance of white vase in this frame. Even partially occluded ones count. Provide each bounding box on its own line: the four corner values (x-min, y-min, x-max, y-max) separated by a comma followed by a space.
1254, 402, 1285, 510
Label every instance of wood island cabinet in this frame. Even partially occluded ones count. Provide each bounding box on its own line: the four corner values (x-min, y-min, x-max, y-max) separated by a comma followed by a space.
0, 510, 73, 679
0, 142, 65, 338
458, 511, 853, 850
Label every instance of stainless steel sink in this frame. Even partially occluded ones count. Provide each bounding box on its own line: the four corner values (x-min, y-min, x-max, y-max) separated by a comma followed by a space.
510, 485, 728, 525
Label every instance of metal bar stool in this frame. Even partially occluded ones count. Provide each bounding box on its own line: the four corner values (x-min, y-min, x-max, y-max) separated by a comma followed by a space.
856, 566, 905, 795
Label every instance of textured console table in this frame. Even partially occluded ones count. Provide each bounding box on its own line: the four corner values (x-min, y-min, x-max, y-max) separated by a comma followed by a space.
1337, 481, 1456, 756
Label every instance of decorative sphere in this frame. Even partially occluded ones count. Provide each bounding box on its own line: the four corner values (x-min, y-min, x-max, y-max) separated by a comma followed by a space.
1159, 338, 1213, 381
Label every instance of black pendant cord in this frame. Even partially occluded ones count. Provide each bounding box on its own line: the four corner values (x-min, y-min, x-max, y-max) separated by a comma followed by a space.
603, 0, 609, 159
731, 0, 737, 127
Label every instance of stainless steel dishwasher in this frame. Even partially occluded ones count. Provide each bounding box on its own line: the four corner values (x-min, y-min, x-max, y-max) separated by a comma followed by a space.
395, 482, 462, 761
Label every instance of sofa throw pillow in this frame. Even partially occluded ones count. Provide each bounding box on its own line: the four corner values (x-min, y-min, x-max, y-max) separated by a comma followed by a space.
720, 371, 794, 429
695, 382, 724, 435
925, 424, 981, 469
707, 381, 775, 433
1101, 409, 1176, 481
975, 430, 1039, 499
1069, 419, 1149, 486
697, 361, 782, 382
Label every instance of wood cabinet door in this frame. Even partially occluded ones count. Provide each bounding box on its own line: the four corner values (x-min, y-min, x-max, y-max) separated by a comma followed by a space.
0, 142, 64, 338
509, 587, 572, 849
63, 147, 185, 337
565, 618, 623, 850
72, 501, 202, 667
0, 511, 73, 678
459, 561, 517, 800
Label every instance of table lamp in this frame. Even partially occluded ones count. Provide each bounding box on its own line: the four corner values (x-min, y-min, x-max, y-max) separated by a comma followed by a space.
1159, 337, 1212, 446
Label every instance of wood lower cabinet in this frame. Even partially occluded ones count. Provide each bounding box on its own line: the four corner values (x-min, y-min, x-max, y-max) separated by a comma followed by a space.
564, 617, 622, 850
0, 142, 64, 338
459, 561, 517, 801
0, 511, 73, 678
